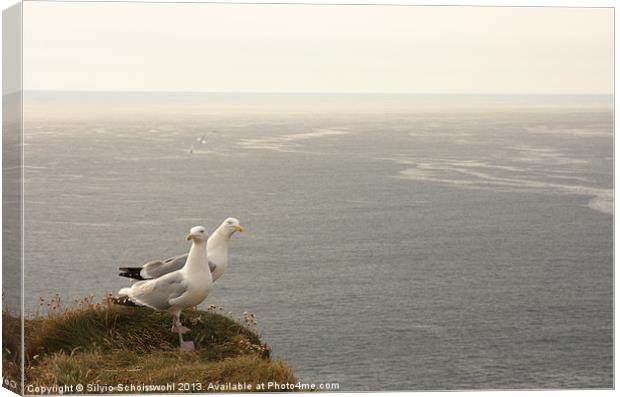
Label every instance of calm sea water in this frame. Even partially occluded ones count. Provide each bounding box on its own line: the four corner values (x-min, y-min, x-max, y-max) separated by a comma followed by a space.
21, 93, 613, 390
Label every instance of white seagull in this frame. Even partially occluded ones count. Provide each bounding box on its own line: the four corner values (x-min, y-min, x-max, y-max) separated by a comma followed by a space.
116, 226, 212, 350
118, 217, 244, 283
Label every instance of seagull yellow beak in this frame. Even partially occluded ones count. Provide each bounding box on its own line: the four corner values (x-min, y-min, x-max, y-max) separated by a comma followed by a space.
186, 234, 194, 241
235, 225, 245, 232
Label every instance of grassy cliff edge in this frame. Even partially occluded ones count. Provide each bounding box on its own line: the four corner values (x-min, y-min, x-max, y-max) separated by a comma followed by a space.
3, 297, 297, 393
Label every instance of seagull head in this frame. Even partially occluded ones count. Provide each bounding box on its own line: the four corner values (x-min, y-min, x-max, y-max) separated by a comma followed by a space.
186, 225, 209, 242
222, 217, 244, 235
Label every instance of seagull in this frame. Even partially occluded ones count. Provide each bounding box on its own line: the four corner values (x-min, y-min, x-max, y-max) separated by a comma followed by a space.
115, 226, 212, 350
118, 218, 244, 283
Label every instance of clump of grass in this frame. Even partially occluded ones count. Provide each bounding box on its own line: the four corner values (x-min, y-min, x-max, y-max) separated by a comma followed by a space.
3, 295, 296, 394
29, 351, 296, 392
2, 306, 22, 391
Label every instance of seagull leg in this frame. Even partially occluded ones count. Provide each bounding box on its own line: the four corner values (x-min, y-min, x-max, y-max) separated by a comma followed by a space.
171, 313, 194, 351
171, 313, 191, 334
177, 326, 195, 351
179, 339, 195, 351
177, 324, 191, 334
171, 313, 181, 332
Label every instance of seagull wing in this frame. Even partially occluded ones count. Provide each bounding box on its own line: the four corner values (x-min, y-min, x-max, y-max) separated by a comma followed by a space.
128, 272, 188, 311
141, 254, 189, 279
120, 255, 218, 281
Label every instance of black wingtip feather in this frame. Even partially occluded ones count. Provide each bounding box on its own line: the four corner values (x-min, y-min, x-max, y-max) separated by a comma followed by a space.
112, 296, 142, 307
117, 267, 146, 280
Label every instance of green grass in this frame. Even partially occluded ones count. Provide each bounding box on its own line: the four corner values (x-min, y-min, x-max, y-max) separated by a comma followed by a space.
3, 296, 296, 393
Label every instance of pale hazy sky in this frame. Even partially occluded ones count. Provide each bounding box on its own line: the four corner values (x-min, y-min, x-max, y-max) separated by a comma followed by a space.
23, 2, 613, 94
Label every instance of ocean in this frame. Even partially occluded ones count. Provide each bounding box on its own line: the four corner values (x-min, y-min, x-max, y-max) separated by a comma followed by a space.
19, 92, 613, 390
